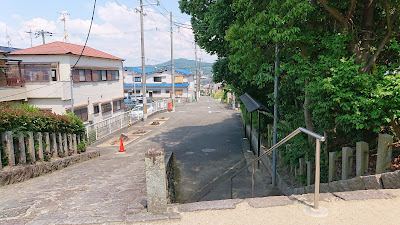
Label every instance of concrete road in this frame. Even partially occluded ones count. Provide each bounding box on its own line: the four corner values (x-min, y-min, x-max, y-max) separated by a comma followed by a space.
0, 96, 246, 224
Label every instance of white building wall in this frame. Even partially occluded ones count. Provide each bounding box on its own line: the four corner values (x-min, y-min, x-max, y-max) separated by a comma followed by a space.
8, 54, 125, 123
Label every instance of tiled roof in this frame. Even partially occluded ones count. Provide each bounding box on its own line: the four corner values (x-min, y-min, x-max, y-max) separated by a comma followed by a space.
124, 83, 189, 88
124, 66, 194, 75
124, 67, 156, 74
0, 46, 21, 53
164, 66, 194, 75
9, 42, 123, 60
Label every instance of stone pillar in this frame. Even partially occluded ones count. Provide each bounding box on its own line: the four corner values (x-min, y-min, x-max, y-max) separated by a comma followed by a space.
51, 133, 58, 156
299, 158, 305, 175
77, 134, 81, 144
145, 147, 167, 214
328, 152, 338, 182
36, 132, 44, 160
27, 132, 35, 162
306, 161, 311, 186
232, 93, 236, 110
45, 133, 51, 154
73, 134, 78, 154
58, 133, 63, 155
341, 147, 354, 180
376, 134, 393, 174
18, 133, 27, 164
356, 141, 369, 177
2, 132, 15, 166
68, 134, 73, 153
63, 133, 68, 155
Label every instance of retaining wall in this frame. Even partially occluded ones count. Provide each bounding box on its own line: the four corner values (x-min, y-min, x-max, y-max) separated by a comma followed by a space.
0, 150, 100, 186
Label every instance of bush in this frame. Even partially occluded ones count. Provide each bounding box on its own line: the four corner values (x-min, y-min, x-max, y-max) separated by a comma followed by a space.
0, 103, 85, 135
213, 90, 223, 99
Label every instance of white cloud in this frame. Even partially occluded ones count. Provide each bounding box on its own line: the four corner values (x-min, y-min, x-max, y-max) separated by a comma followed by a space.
2, 1, 217, 66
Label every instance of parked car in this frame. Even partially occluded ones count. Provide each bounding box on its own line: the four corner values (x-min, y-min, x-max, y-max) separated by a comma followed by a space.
130, 104, 153, 120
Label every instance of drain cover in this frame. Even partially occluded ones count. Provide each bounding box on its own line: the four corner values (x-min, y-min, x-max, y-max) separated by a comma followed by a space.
201, 148, 216, 153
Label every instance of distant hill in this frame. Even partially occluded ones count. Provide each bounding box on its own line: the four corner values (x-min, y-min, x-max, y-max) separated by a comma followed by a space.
133, 58, 214, 75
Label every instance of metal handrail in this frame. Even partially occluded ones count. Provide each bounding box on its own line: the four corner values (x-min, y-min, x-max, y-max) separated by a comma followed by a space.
230, 127, 325, 209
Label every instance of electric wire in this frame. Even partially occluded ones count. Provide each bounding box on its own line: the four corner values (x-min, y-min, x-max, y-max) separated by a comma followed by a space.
72, 0, 96, 69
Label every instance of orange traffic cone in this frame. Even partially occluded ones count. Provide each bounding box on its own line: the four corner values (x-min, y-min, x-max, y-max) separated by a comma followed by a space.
119, 137, 125, 152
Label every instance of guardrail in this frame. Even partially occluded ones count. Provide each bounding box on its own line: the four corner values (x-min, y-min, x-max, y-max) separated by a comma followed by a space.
86, 99, 170, 143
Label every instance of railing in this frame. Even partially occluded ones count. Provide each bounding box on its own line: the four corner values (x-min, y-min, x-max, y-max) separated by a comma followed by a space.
0, 78, 25, 87
86, 99, 170, 143
229, 127, 325, 209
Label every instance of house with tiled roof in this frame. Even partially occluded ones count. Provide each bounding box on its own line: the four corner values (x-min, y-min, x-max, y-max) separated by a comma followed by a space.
4, 41, 125, 124
124, 66, 195, 102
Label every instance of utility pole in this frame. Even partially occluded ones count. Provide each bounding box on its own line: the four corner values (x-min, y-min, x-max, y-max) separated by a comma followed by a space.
170, 12, 175, 111
58, 11, 70, 42
26, 26, 34, 47
138, 0, 158, 121
272, 43, 279, 186
70, 69, 75, 114
195, 44, 199, 101
198, 57, 201, 98
35, 30, 52, 45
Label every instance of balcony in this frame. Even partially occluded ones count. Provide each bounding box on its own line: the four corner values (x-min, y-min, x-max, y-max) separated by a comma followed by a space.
0, 77, 25, 87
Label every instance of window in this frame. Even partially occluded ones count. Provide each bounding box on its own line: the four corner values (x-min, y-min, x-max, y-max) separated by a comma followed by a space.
113, 100, 122, 112
152, 90, 160, 94
101, 102, 112, 113
97, 70, 107, 81
97, 70, 102, 81
51, 70, 57, 81
75, 108, 88, 121
135, 77, 141, 82
94, 105, 100, 114
154, 77, 162, 82
166, 90, 170, 93
79, 70, 85, 81
111, 70, 119, 80
175, 76, 183, 83
23, 64, 51, 82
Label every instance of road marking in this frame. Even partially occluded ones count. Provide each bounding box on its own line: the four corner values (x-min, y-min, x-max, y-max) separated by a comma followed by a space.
201, 148, 216, 153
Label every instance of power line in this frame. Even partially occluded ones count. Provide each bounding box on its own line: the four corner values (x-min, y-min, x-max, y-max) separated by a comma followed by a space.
72, 0, 96, 69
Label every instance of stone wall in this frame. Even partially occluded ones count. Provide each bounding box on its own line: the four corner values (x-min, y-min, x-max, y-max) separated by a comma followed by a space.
165, 152, 176, 203
0, 150, 100, 186
241, 116, 400, 195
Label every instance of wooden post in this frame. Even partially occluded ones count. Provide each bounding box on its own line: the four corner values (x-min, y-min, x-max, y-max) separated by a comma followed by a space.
2, 132, 15, 166
376, 134, 393, 174
18, 133, 27, 164
73, 134, 77, 154
306, 161, 312, 186
299, 158, 305, 175
52, 133, 58, 156
341, 147, 354, 180
63, 133, 68, 155
68, 134, 73, 153
58, 133, 63, 155
267, 124, 273, 148
36, 132, 44, 160
45, 133, 51, 154
328, 152, 338, 182
27, 132, 35, 162
356, 141, 369, 176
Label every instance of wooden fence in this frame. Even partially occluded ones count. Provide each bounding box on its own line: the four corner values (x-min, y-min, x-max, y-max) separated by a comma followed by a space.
0, 131, 84, 169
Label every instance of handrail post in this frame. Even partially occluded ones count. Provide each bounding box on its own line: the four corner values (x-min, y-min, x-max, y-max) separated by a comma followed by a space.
314, 138, 321, 209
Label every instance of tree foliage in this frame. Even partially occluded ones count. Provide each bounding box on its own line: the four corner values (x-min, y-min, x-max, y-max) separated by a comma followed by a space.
180, 0, 400, 180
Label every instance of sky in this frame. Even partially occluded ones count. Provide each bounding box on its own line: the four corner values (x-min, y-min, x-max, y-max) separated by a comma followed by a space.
0, 0, 217, 66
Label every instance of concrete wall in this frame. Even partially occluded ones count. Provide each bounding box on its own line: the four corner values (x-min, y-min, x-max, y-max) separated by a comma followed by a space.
0, 87, 27, 102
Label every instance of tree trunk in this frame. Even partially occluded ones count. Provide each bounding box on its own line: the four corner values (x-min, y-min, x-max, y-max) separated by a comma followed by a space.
304, 80, 315, 147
